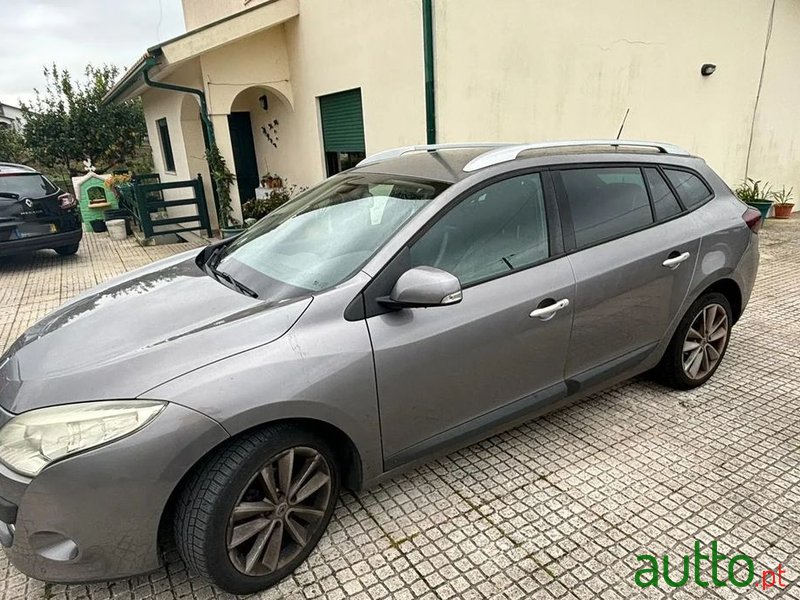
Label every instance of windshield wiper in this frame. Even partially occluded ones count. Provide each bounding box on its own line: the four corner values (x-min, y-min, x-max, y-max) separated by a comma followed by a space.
216, 268, 259, 299
204, 249, 258, 298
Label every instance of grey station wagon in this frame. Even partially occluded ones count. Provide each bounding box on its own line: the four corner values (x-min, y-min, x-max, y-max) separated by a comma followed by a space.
0, 140, 759, 594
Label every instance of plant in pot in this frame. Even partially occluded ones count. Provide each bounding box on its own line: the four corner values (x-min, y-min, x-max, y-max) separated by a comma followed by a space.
735, 178, 773, 221
259, 172, 285, 190
206, 144, 243, 238
771, 186, 794, 219
242, 179, 306, 224
104, 173, 131, 199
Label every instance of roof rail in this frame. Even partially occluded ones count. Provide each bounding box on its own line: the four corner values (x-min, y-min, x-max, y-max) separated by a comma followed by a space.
462, 139, 690, 172
357, 143, 509, 168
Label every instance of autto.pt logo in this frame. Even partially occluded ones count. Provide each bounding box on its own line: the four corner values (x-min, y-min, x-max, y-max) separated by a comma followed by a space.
635, 540, 789, 590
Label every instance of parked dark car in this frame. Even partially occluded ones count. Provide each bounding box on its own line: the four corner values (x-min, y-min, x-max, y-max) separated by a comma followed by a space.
0, 163, 82, 257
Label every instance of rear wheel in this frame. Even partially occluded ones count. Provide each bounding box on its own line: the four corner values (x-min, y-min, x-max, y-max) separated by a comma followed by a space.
55, 243, 79, 256
174, 425, 340, 595
655, 292, 732, 389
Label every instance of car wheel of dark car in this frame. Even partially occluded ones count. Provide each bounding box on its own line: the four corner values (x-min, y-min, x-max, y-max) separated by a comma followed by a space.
174, 424, 340, 595
55, 243, 80, 256
655, 291, 733, 390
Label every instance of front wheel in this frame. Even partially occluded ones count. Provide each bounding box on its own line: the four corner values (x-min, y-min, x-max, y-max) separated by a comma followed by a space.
654, 292, 733, 389
174, 425, 340, 595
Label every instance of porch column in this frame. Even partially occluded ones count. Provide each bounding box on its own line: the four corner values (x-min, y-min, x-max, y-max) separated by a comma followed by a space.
209, 113, 244, 225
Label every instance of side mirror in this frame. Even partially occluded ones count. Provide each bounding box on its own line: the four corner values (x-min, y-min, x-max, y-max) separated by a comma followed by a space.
379, 266, 462, 309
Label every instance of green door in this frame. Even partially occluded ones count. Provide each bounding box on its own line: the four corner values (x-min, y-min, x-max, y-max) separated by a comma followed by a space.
227, 112, 260, 204
319, 88, 366, 176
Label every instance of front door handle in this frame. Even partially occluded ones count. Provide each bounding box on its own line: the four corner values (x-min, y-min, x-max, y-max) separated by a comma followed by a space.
662, 251, 691, 269
529, 298, 570, 320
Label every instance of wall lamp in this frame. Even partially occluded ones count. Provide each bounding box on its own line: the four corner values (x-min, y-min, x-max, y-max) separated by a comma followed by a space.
701, 63, 717, 77
259, 94, 269, 111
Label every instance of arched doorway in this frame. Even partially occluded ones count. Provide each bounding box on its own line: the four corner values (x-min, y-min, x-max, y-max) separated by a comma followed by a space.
228, 87, 292, 206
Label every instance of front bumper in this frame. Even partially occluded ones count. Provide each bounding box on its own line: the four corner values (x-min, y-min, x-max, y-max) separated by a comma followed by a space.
0, 228, 83, 257
0, 403, 228, 582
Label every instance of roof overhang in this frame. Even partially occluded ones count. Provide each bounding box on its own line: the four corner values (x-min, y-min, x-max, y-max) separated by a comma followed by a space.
104, 0, 298, 105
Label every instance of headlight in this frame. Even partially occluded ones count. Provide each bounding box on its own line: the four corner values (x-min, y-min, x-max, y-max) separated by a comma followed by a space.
0, 400, 165, 477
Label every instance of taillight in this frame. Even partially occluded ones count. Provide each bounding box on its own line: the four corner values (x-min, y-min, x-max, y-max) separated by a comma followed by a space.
58, 193, 76, 209
743, 207, 762, 233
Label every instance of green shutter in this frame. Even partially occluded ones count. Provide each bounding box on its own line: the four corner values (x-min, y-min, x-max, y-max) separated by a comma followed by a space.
319, 88, 365, 153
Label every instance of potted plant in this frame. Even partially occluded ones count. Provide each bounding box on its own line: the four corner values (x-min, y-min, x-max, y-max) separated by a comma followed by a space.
206, 144, 245, 238
104, 173, 131, 199
735, 178, 773, 221
771, 186, 794, 219
242, 179, 306, 223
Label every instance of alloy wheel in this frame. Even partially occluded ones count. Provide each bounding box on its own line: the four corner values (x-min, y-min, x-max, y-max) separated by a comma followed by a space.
682, 303, 729, 380
226, 446, 333, 576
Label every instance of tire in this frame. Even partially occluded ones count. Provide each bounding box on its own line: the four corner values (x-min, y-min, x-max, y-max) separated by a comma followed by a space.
654, 292, 733, 390
174, 425, 340, 595
55, 243, 79, 256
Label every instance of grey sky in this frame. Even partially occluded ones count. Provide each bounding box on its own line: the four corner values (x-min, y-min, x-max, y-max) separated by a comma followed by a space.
0, 0, 185, 107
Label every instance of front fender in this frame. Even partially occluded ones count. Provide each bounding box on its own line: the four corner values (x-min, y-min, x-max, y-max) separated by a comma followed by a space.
146, 314, 383, 487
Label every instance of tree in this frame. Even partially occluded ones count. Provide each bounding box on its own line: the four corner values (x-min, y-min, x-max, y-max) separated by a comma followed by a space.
22, 64, 149, 176
0, 126, 28, 164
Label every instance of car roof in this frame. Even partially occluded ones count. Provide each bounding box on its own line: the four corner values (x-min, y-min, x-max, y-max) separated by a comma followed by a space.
353, 141, 703, 183
0, 162, 39, 175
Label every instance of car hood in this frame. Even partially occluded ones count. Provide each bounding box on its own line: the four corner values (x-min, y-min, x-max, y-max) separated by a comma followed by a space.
0, 250, 312, 413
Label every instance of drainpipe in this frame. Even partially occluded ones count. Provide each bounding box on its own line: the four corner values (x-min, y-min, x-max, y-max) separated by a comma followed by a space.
141, 56, 221, 224
142, 56, 216, 148
422, 0, 437, 144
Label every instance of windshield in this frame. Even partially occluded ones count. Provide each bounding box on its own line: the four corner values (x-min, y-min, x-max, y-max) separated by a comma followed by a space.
215, 173, 450, 301
0, 173, 58, 199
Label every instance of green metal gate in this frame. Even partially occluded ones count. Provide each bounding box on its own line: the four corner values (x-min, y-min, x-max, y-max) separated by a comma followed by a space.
124, 173, 212, 239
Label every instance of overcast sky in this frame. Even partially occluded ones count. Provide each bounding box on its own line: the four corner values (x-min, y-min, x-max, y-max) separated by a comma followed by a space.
0, 0, 185, 107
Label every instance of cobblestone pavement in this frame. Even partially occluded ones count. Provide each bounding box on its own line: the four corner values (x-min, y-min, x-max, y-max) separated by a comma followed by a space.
0, 221, 798, 600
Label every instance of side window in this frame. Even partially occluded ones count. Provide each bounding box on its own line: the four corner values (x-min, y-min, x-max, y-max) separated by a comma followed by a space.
409, 173, 549, 286
664, 169, 712, 209
156, 118, 176, 173
559, 167, 653, 249
644, 168, 682, 220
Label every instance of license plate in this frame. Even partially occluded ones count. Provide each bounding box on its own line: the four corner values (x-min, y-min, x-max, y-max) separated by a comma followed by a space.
50, 224, 58, 233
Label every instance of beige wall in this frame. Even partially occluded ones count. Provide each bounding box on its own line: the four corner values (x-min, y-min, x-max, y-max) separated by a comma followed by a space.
181, 0, 275, 31
145, 0, 800, 232
748, 0, 800, 201
435, 0, 782, 188
281, 0, 426, 184
193, 0, 425, 192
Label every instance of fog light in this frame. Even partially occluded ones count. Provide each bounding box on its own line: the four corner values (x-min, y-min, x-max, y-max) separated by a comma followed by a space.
30, 531, 79, 561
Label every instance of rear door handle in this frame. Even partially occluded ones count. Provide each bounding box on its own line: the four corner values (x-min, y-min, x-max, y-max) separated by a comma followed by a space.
529, 298, 570, 320
662, 251, 691, 269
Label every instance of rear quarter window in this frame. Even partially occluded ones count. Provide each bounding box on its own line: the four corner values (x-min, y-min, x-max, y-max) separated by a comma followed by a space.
664, 169, 712, 209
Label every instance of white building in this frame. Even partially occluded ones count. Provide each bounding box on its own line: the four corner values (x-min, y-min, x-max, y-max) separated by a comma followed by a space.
106, 0, 800, 230
0, 101, 24, 132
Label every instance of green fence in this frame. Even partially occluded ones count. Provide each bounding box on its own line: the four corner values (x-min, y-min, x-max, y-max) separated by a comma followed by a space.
120, 173, 212, 239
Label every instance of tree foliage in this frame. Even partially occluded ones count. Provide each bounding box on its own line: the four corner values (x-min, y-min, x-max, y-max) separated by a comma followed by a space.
22, 64, 149, 176
0, 127, 28, 164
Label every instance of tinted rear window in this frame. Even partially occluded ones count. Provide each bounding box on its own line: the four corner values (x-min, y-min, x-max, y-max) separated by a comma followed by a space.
0, 174, 58, 199
560, 167, 653, 249
664, 169, 712, 209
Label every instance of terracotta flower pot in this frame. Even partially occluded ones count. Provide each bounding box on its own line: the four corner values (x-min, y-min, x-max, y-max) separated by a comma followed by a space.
773, 203, 795, 219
